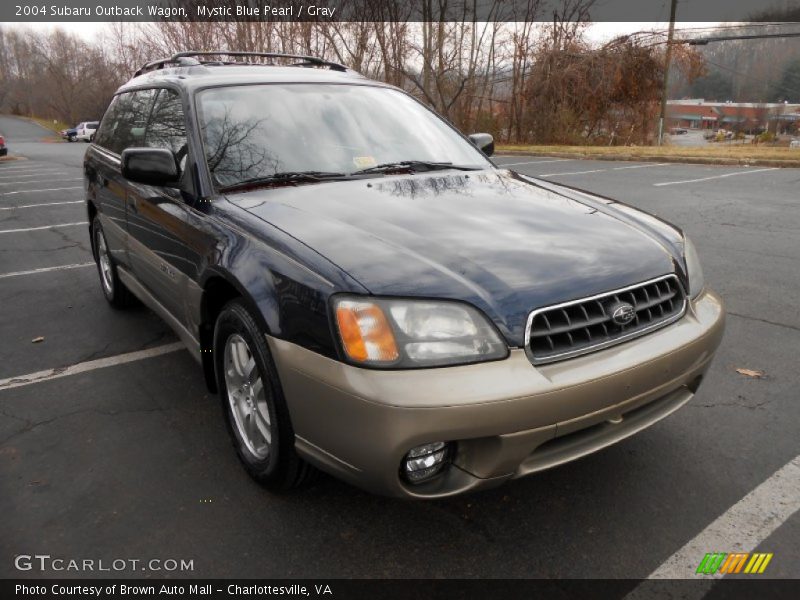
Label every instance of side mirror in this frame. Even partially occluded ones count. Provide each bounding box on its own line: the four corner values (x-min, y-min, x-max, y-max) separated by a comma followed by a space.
121, 148, 179, 187
468, 133, 495, 157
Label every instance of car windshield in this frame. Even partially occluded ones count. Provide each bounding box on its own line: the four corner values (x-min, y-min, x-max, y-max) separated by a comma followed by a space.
196, 83, 491, 190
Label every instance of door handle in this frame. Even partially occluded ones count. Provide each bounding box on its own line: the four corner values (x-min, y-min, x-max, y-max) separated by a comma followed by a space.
128, 197, 138, 214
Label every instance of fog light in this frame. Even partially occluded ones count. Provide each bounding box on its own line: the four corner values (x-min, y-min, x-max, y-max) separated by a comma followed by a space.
403, 442, 450, 484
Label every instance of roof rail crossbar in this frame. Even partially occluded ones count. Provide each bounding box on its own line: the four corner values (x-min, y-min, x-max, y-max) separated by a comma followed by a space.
173, 51, 348, 72
133, 56, 201, 77
134, 51, 347, 77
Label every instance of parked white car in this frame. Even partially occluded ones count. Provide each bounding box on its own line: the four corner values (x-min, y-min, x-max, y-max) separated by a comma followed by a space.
790, 139, 800, 149
75, 121, 99, 142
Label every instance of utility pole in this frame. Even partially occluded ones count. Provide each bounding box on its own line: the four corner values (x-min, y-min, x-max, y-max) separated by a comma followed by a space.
657, 0, 678, 146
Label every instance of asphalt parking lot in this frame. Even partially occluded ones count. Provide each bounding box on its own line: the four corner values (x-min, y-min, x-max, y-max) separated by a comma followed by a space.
1, 115, 798, 582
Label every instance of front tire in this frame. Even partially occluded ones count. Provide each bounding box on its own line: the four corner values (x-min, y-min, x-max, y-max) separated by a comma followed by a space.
214, 299, 314, 490
91, 217, 135, 308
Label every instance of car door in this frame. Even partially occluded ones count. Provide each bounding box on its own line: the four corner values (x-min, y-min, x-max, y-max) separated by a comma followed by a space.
124, 87, 196, 326
86, 94, 147, 269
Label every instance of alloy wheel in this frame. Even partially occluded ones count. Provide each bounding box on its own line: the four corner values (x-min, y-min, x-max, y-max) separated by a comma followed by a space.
95, 229, 113, 296
223, 333, 272, 460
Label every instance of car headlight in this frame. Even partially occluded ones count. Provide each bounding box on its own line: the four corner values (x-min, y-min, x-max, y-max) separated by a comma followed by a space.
683, 236, 705, 299
333, 296, 508, 368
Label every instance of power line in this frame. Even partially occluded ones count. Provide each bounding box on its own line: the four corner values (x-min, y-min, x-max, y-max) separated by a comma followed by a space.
633, 23, 798, 35
616, 23, 800, 44
673, 22, 800, 34
685, 31, 800, 45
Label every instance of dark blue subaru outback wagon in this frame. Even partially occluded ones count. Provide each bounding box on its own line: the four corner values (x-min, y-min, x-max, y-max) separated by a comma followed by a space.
84, 51, 724, 498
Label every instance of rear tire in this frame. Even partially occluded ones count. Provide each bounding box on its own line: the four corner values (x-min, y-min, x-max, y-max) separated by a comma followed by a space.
214, 299, 315, 490
91, 217, 135, 308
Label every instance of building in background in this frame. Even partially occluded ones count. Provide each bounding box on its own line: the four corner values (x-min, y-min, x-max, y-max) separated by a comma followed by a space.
667, 99, 800, 134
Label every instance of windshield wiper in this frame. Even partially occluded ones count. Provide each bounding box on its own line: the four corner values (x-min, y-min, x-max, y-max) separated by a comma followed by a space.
218, 171, 349, 192
351, 161, 482, 175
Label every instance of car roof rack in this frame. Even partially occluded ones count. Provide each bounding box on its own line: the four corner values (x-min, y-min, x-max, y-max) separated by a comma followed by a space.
134, 51, 348, 77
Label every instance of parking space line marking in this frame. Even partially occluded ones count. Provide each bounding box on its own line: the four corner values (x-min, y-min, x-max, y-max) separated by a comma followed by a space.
538, 168, 607, 176
0, 177, 78, 186
0, 186, 82, 196
0, 262, 94, 279
653, 168, 779, 187
628, 454, 800, 589
495, 158, 574, 166
615, 163, 669, 169
0, 342, 186, 392
0, 173, 67, 180
537, 163, 669, 177
0, 168, 67, 174
0, 221, 87, 234
0, 165, 49, 171
0, 200, 83, 211
0, 165, 69, 171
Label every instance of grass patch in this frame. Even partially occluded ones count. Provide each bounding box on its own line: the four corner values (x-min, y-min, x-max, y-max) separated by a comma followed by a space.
27, 116, 70, 134
497, 144, 800, 162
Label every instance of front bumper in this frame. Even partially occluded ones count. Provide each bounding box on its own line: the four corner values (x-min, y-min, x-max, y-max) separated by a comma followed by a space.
269, 288, 725, 498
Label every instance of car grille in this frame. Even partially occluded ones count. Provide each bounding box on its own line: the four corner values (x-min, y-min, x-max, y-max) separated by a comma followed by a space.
526, 274, 687, 365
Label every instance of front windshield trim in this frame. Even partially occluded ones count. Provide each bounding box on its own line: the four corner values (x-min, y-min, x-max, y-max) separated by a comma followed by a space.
192, 81, 495, 194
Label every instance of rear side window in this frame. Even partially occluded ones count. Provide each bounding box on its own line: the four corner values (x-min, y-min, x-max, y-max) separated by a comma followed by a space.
93, 89, 156, 155
145, 89, 188, 165
93, 99, 119, 149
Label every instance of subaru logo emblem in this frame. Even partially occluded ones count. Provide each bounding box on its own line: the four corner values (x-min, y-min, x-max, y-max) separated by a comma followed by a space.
608, 301, 636, 326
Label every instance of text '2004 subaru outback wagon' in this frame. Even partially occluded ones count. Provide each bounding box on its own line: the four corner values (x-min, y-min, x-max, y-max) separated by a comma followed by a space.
84, 51, 725, 498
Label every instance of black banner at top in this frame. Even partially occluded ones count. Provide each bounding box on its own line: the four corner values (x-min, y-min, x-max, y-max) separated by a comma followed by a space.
2, 0, 800, 23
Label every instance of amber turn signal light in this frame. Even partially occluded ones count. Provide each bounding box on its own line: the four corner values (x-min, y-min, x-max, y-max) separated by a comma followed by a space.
335, 300, 399, 364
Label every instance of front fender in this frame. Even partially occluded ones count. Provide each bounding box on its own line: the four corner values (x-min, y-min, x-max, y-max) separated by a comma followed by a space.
198, 236, 355, 362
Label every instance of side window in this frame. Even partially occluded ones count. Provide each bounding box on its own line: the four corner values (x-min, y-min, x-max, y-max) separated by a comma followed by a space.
145, 89, 189, 169
114, 89, 157, 154
97, 90, 156, 155
93, 97, 120, 150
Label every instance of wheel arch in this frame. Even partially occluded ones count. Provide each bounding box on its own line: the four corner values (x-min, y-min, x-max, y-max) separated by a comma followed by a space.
198, 266, 279, 393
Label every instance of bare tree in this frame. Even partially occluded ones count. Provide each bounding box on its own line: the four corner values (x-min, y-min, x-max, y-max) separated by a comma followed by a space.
0, 12, 707, 147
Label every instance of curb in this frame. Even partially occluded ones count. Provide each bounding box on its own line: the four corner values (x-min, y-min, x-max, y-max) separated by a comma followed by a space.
495, 149, 800, 168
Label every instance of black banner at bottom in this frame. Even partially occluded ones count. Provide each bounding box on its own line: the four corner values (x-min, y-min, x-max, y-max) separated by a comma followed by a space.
4, 579, 800, 600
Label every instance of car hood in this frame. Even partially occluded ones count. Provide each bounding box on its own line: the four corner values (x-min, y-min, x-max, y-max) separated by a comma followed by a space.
228, 169, 682, 346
